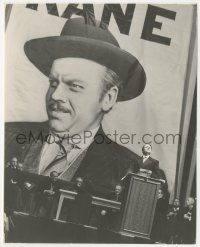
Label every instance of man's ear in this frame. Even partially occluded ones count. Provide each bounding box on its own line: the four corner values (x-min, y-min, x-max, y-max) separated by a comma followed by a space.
101, 86, 118, 112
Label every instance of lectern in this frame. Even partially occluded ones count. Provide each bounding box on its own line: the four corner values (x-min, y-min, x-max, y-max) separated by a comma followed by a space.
119, 173, 161, 239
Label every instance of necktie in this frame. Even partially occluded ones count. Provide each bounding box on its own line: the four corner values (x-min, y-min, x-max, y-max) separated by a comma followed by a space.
143, 156, 148, 163
41, 141, 74, 176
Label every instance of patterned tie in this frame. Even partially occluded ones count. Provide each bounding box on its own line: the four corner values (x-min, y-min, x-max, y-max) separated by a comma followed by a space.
143, 155, 148, 163
41, 141, 74, 176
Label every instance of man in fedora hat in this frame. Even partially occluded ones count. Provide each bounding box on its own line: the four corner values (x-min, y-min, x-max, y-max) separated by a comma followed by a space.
5, 17, 146, 196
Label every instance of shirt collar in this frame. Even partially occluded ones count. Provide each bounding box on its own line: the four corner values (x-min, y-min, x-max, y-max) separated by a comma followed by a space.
47, 126, 100, 151
68, 126, 99, 150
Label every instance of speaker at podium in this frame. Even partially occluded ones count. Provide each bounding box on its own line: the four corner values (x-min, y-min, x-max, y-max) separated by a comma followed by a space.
119, 172, 161, 239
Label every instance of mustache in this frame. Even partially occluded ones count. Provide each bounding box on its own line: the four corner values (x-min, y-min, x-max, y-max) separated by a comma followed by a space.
48, 101, 71, 113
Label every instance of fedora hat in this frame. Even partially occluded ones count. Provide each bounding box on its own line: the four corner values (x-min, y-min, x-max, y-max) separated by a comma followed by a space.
24, 17, 146, 101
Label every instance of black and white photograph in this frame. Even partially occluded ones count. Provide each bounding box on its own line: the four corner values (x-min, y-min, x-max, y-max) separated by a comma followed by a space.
4, 3, 197, 244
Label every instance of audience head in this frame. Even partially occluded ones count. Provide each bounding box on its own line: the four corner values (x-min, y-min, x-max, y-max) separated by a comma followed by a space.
10, 157, 18, 168
142, 144, 152, 156
115, 184, 123, 196
6, 162, 11, 168
173, 198, 180, 206
50, 171, 59, 181
76, 177, 84, 188
186, 197, 195, 208
157, 188, 164, 199
17, 163, 23, 171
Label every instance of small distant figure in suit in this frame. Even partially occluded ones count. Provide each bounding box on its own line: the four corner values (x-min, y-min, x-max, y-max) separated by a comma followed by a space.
110, 184, 123, 202
138, 144, 161, 179
151, 188, 169, 243
5, 157, 23, 213
67, 177, 92, 225
114, 184, 123, 201
179, 197, 196, 244
35, 171, 60, 218
166, 198, 181, 220
165, 198, 182, 243
43, 171, 59, 195
108, 184, 124, 230
21, 178, 37, 214
138, 144, 169, 197
90, 184, 123, 230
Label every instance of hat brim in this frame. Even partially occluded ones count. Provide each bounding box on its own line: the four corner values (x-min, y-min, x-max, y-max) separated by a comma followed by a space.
24, 36, 146, 101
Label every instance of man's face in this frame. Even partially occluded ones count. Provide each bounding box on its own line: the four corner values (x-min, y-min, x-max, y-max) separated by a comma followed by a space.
115, 185, 122, 195
157, 189, 163, 199
50, 171, 59, 181
186, 197, 194, 207
142, 144, 152, 155
46, 58, 106, 136
17, 163, 23, 171
10, 157, 18, 168
174, 198, 180, 206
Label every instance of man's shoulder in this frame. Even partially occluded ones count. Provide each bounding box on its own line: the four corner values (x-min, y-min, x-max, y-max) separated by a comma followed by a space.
5, 121, 49, 134
5, 121, 49, 150
112, 141, 139, 161
94, 128, 140, 162
149, 156, 159, 164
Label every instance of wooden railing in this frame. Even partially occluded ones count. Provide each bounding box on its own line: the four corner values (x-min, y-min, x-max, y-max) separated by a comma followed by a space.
55, 189, 121, 220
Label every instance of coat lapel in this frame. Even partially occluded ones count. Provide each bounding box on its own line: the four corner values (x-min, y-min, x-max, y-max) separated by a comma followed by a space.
143, 156, 151, 165
72, 127, 116, 181
22, 139, 45, 174
22, 124, 49, 174
59, 148, 88, 181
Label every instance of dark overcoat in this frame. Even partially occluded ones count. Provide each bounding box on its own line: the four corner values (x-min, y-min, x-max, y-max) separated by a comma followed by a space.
5, 121, 140, 195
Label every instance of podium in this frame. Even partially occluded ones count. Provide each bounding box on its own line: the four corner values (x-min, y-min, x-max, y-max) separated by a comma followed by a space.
119, 173, 161, 239
54, 173, 161, 240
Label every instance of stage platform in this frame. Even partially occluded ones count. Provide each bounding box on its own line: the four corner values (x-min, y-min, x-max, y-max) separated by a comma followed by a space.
7, 212, 153, 243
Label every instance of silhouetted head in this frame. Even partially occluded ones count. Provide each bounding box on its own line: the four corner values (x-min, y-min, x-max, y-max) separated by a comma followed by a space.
142, 144, 152, 156
50, 171, 59, 181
